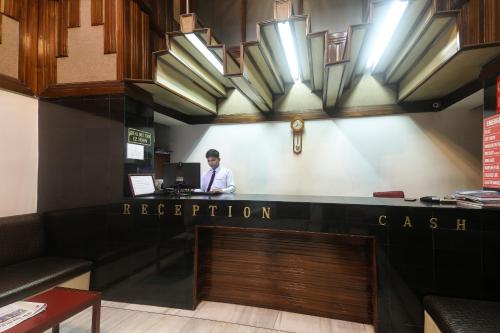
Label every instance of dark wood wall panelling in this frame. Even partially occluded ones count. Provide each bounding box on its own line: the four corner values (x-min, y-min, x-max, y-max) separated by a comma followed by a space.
105, 0, 117, 54
460, 0, 483, 46
124, 0, 149, 80
91, 0, 104, 25
0, 0, 173, 95
56, 0, 68, 57
37, 0, 58, 94
437, 0, 500, 46
327, 31, 348, 63
484, 0, 500, 43
195, 226, 377, 325
38, 0, 81, 92
0, 0, 37, 95
122, 0, 173, 81
0, 0, 21, 20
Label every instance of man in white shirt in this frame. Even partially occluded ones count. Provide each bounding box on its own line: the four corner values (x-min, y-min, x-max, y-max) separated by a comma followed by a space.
200, 149, 236, 193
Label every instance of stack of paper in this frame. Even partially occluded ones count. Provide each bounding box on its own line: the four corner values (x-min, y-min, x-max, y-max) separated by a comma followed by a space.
0, 302, 46, 332
453, 190, 500, 209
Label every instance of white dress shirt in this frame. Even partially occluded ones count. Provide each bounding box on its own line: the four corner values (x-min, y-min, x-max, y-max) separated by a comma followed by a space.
200, 166, 236, 193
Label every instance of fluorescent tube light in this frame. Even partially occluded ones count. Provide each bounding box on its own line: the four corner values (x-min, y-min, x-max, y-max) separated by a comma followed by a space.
186, 33, 224, 74
278, 21, 300, 81
366, 1, 408, 70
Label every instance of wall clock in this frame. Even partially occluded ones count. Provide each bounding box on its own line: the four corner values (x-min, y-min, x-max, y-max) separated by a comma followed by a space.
291, 117, 305, 154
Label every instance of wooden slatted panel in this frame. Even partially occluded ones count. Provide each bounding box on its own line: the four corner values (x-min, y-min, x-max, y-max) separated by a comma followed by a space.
91, 0, 104, 25
18, 0, 37, 92
151, 0, 167, 34
484, 0, 500, 43
0, 0, 21, 20
327, 32, 347, 64
0, 13, 2, 44
195, 226, 376, 325
141, 11, 150, 79
152, 33, 166, 52
124, 0, 151, 79
67, 0, 80, 28
104, 0, 116, 53
460, 0, 483, 46
56, 0, 68, 57
37, 0, 58, 93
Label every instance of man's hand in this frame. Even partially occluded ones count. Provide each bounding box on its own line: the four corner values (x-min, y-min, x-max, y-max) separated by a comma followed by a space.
210, 188, 223, 193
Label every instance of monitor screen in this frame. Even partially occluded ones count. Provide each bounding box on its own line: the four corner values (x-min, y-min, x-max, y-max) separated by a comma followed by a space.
129, 174, 156, 196
164, 163, 201, 189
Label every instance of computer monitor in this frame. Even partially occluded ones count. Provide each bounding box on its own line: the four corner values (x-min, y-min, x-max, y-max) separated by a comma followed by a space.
128, 174, 156, 197
163, 162, 200, 190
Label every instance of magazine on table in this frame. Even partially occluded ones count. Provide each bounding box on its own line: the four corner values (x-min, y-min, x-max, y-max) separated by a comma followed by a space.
0, 301, 46, 332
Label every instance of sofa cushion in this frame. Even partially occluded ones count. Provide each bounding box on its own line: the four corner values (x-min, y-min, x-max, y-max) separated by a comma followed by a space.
0, 214, 45, 267
424, 295, 500, 333
0, 256, 92, 307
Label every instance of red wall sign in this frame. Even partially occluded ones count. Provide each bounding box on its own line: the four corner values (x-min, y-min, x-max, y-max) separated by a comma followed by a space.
497, 77, 500, 113
483, 113, 500, 189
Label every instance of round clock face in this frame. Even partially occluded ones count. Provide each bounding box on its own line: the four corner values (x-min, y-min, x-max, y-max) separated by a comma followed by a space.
291, 118, 304, 131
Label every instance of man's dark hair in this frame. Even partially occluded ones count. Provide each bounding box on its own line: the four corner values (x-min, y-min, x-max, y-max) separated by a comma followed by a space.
206, 149, 220, 158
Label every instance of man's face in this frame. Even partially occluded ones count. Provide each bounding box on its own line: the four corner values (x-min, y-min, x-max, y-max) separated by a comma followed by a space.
207, 157, 220, 169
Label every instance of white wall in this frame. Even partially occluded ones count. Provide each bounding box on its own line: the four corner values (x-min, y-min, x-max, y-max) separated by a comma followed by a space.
165, 107, 482, 198
0, 89, 38, 217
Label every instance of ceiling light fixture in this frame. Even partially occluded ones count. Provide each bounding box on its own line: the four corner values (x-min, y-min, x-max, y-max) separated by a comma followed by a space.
278, 21, 300, 81
186, 33, 224, 74
366, 1, 408, 71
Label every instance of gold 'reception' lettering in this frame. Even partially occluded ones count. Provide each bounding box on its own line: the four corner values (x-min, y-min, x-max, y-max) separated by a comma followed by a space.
158, 203, 165, 216
141, 204, 149, 215
209, 205, 218, 217
262, 207, 271, 219
119, 203, 475, 231
192, 205, 199, 216
456, 219, 466, 231
403, 216, 412, 228
243, 206, 251, 218
378, 215, 387, 226
174, 204, 182, 216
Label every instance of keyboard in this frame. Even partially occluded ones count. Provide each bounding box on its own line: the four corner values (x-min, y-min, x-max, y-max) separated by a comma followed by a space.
191, 191, 223, 195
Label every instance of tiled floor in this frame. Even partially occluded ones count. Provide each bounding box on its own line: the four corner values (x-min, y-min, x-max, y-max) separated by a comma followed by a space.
50, 300, 374, 333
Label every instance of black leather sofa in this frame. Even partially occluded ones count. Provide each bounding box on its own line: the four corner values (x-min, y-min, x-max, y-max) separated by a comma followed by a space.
0, 214, 92, 307
424, 295, 500, 333
42, 204, 185, 290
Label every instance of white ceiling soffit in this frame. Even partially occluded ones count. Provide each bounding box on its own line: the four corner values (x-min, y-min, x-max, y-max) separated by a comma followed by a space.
441, 89, 484, 113
154, 112, 189, 127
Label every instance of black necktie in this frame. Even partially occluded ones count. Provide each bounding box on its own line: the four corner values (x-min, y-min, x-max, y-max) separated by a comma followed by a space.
206, 169, 216, 192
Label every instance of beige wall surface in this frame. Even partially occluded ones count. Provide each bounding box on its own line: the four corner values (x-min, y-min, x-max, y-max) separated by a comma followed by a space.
57, 0, 116, 83
164, 106, 482, 198
0, 14, 19, 79
0, 89, 38, 217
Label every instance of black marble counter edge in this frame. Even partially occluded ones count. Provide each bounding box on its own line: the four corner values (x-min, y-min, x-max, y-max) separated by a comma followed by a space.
123, 193, 482, 210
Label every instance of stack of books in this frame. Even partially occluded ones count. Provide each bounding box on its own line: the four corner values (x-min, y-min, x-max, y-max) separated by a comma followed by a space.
453, 190, 500, 209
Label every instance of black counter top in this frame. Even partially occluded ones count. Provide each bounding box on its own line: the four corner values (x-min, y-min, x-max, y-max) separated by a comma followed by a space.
130, 193, 463, 209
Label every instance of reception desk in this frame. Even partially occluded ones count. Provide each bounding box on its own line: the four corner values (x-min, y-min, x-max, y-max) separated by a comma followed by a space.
104, 194, 499, 333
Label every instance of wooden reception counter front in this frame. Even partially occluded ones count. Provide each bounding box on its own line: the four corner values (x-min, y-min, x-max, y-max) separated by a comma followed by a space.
114, 194, 498, 332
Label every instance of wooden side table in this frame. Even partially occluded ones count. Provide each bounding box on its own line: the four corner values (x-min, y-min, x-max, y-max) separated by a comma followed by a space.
4, 287, 101, 333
